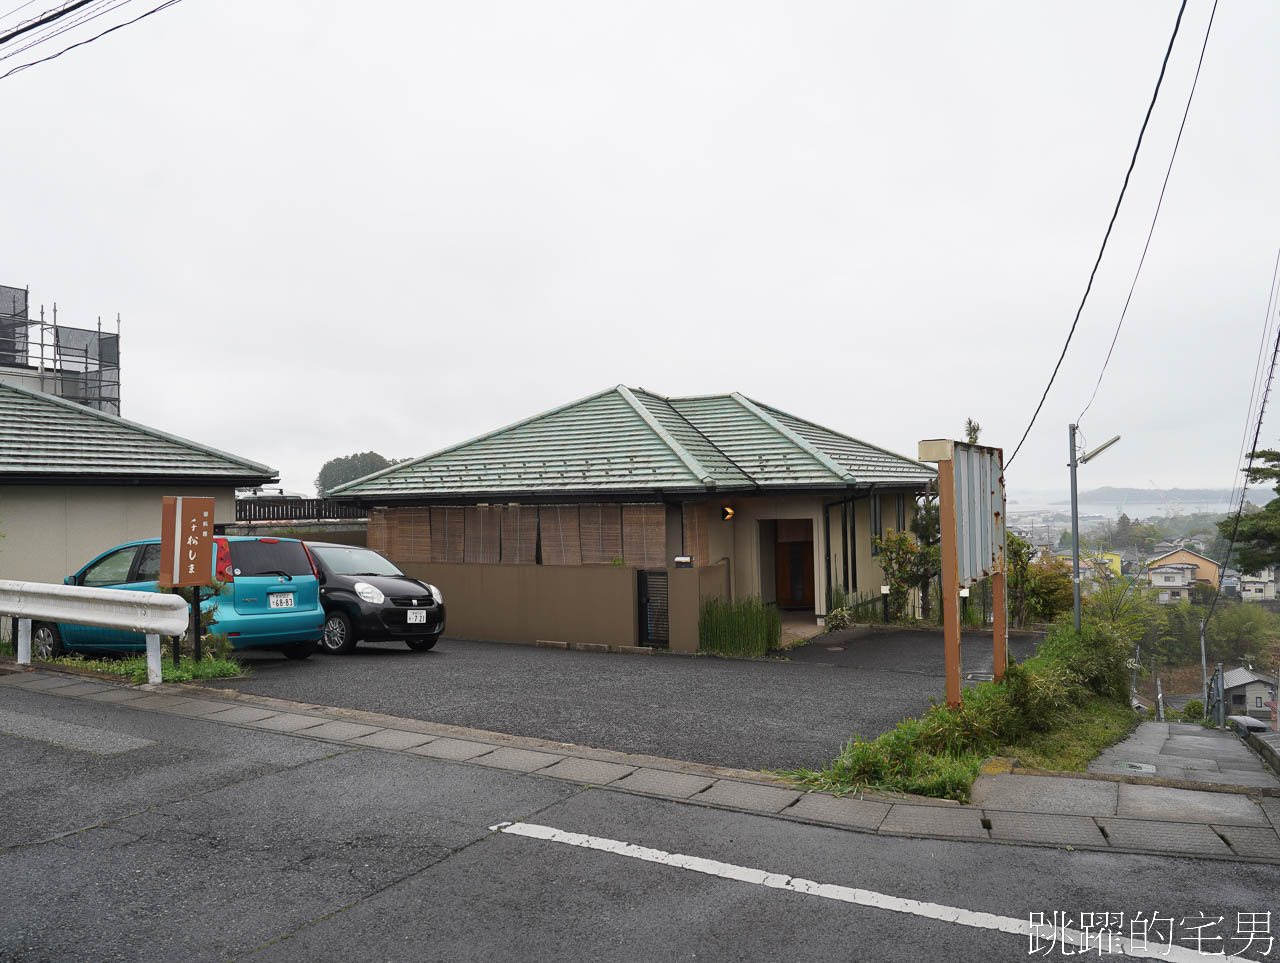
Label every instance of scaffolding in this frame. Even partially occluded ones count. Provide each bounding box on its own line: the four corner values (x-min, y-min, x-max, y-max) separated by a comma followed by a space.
0, 284, 121, 416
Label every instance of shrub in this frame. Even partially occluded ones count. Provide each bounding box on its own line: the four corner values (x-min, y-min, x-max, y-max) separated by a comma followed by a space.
824, 608, 852, 632
1037, 621, 1130, 700
698, 596, 781, 657
1181, 699, 1204, 721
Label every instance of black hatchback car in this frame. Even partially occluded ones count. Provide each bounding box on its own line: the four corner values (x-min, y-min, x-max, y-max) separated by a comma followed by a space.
304, 542, 446, 654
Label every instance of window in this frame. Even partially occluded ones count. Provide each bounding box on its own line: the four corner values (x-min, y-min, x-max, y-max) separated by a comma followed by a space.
895, 494, 905, 533
1170, 590, 1180, 599
1232, 693, 1246, 706
80, 547, 138, 587
227, 539, 312, 577
871, 496, 882, 555
1258, 696, 1265, 708
134, 543, 160, 582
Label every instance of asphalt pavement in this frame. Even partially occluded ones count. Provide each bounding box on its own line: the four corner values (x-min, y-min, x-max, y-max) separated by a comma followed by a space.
4, 682, 1279, 963
216, 628, 1041, 773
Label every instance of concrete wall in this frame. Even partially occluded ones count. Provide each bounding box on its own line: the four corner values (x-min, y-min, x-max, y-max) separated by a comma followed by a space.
0, 484, 236, 584
399, 561, 638, 646
669, 561, 731, 654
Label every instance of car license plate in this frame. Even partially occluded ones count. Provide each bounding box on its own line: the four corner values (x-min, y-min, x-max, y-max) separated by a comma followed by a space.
268, 593, 295, 609
407, 609, 427, 624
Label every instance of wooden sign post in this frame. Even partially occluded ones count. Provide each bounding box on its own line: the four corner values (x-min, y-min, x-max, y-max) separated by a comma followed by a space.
160, 496, 216, 663
919, 440, 1007, 708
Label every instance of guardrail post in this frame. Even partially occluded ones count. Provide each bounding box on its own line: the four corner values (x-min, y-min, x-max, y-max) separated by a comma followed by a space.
146, 634, 162, 685
17, 618, 31, 664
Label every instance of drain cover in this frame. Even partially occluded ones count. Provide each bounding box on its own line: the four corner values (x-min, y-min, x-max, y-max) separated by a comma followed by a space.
1121, 761, 1156, 774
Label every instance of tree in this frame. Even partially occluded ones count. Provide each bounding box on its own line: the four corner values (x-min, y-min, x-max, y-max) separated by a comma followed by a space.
315, 451, 402, 495
1219, 449, 1280, 574
1007, 533, 1074, 626
964, 418, 981, 444
909, 493, 941, 619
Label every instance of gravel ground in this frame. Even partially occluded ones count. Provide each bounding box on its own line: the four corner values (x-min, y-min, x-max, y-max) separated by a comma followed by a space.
217, 627, 1041, 773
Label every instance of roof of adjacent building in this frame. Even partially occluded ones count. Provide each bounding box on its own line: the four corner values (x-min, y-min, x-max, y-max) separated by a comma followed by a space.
0, 381, 277, 484
334, 385, 936, 499
1147, 549, 1220, 567
1223, 667, 1272, 691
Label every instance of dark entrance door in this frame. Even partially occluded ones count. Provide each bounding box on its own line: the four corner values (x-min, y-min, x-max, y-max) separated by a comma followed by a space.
774, 520, 814, 609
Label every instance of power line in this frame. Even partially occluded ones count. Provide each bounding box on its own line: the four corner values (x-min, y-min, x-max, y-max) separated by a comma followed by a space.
1230, 253, 1280, 513
0, 0, 135, 63
0, 0, 43, 28
1005, 0, 1190, 468
1205, 250, 1280, 627
0, 0, 181, 80
1077, 0, 1219, 424
0, 0, 93, 46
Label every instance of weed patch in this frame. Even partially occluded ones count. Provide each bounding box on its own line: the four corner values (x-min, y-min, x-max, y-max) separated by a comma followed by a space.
783, 620, 1136, 801
43, 652, 243, 684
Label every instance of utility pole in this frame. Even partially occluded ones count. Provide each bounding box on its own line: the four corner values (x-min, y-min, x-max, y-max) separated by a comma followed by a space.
1198, 618, 1208, 708
1069, 424, 1082, 631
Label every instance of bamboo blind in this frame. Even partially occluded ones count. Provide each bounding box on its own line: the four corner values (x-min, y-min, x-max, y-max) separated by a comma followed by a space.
579, 503, 623, 564
538, 505, 582, 566
387, 508, 428, 562
622, 503, 666, 568
367, 509, 391, 556
682, 502, 710, 567
500, 505, 538, 564
430, 506, 465, 563
463, 506, 501, 564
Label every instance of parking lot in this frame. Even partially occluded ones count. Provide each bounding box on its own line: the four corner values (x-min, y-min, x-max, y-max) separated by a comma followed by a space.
219, 628, 1041, 773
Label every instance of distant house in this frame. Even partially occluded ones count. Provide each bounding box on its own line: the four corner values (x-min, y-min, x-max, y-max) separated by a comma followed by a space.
1153, 540, 1180, 556
1147, 563, 1199, 604
1239, 568, 1277, 602
1222, 667, 1276, 722
0, 382, 275, 583
1146, 549, 1220, 588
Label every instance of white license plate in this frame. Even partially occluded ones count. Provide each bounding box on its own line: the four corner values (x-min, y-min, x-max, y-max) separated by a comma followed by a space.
407, 609, 427, 624
268, 593, 295, 609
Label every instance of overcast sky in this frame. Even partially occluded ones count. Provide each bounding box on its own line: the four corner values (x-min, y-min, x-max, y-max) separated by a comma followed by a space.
4, 0, 1278, 498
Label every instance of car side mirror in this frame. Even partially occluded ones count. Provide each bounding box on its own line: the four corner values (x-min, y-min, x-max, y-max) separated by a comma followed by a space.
64, 575, 75, 585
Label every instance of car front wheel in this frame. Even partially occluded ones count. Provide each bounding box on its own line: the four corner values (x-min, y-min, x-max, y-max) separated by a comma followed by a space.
321, 612, 357, 654
281, 641, 317, 660
405, 634, 439, 652
32, 623, 63, 660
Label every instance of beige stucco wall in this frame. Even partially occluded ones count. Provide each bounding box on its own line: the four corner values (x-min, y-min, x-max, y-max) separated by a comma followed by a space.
399, 561, 638, 646
0, 485, 236, 584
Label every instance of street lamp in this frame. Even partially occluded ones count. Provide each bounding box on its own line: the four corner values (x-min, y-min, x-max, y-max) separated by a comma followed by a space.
1070, 426, 1121, 630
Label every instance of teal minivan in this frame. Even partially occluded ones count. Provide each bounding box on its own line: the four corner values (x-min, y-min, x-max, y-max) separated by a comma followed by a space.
30, 536, 324, 660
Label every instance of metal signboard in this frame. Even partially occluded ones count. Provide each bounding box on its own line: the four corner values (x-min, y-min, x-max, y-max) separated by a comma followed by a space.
159, 496, 215, 588
918, 438, 1008, 706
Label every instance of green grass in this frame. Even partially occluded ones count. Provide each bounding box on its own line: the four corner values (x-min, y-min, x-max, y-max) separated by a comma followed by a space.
698, 596, 781, 657
997, 696, 1136, 772
43, 652, 243, 685
783, 619, 1137, 802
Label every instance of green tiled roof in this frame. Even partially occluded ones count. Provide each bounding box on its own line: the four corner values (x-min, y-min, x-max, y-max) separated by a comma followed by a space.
337, 386, 934, 500
0, 382, 277, 483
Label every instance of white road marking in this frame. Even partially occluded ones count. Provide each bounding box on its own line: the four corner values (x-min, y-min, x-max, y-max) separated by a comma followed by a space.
490, 821, 1260, 963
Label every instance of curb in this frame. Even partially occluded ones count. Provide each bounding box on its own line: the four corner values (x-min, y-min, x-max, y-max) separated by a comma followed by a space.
5, 663, 1279, 866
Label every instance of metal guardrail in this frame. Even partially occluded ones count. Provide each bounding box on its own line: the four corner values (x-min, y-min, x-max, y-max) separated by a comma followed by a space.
235, 499, 366, 522
0, 579, 189, 685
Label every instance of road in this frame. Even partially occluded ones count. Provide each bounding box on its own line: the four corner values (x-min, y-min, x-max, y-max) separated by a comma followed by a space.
218, 628, 1041, 773
4, 680, 1277, 963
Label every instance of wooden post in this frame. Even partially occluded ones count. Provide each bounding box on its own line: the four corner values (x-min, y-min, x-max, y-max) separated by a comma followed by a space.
992, 569, 1007, 681
938, 458, 962, 708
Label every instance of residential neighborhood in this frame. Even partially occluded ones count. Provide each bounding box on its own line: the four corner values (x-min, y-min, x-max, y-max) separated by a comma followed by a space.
3, 2, 1280, 961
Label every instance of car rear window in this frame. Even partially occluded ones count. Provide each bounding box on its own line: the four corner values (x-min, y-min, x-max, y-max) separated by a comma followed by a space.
228, 540, 313, 577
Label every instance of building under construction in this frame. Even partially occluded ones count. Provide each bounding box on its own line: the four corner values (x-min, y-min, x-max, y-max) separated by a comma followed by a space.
0, 283, 121, 415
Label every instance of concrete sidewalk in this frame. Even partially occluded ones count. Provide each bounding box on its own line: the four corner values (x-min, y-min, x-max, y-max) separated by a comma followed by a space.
4, 666, 1279, 865
1087, 721, 1280, 789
